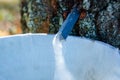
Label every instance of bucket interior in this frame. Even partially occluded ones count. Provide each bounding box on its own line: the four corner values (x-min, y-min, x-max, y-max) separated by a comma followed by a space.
0, 34, 120, 80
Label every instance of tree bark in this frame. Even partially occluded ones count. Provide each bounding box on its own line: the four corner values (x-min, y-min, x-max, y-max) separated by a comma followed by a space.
21, 0, 120, 48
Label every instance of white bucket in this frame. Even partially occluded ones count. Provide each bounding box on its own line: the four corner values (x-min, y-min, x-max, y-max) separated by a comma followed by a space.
0, 34, 120, 80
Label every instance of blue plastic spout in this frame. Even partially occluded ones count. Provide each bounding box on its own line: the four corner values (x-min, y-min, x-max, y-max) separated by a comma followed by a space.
58, 5, 81, 40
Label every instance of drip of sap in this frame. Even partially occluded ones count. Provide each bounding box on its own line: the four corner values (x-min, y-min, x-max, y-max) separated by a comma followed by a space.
52, 34, 74, 80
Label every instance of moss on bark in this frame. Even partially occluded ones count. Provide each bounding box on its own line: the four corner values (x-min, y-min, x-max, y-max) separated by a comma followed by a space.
21, 0, 120, 48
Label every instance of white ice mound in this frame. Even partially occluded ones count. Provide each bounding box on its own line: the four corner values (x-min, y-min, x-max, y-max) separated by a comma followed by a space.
0, 34, 120, 80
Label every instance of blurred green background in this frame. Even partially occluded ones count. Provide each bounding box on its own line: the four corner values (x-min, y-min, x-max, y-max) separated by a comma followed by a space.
0, 0, 22, 36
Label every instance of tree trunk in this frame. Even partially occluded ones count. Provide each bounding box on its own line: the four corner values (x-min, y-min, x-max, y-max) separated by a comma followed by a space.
21, 0, 120, 48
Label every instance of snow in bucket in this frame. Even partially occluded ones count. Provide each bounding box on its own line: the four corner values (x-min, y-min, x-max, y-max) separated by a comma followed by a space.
0, 33, 120, 80
53, 34, 74, 80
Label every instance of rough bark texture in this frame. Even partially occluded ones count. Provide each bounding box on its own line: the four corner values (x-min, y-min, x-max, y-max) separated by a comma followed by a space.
21, 0, 120, 49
